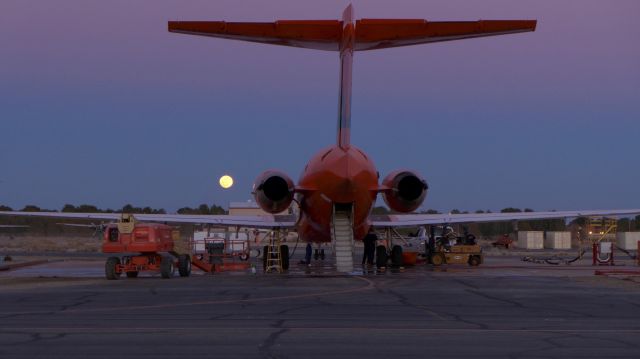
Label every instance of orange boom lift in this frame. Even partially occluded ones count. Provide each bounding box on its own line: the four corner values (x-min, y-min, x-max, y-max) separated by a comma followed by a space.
102, 214, 192, 279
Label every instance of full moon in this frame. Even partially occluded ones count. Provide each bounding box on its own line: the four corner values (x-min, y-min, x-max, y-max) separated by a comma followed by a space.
219, 175, 233, 189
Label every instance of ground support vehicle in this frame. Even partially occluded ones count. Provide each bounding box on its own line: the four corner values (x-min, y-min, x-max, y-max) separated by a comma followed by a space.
492, 234, 514, 249
422, 225, 483, 266
102, 215, 191, 280
429, 244, 483, 266
190, 237, 252, 273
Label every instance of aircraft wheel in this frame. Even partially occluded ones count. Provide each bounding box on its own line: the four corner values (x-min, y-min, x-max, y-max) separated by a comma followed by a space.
160, 256, 174, 279
280, 245, 290, 270
468, 255, 481, 267
126, 271, 139, 278
239, 252, 250, 261
178, 254, 191, 277
431, 253, 445, 266
105, 257, 121, 280
319, 249, 325, 260
391, 245, 403, 267
376, 245, 388, 268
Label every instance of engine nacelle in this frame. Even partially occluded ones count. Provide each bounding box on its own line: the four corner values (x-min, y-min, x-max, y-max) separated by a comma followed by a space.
382, 170, 428, 213
252, 170, 294, 214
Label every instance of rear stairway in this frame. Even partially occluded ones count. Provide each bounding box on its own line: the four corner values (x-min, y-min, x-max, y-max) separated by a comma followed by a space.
332, 205, 354, 272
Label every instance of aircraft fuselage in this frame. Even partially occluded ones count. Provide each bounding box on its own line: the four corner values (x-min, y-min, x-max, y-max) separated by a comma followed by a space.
296, 144, 378, 242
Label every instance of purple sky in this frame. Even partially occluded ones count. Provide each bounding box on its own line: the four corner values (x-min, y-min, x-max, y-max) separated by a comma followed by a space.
1, 0, 639, 212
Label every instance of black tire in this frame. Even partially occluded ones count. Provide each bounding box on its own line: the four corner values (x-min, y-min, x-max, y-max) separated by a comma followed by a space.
126, 271, 139, 278
263, 245, 269, 271
105, 257, 120, 280
239, 252, 249, 261
160, 256, 174, 279
468, 255, 481, 267
178, 254, 191, 277
280, 245, 290, 270
391, 245, 403, 267
431, 253, 445, 266
319, 249, 325, 260
376, 245, 388, 268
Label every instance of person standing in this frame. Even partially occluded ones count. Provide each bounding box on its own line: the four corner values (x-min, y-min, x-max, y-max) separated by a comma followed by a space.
362, 227, 377, 266
304, 243, 312, 265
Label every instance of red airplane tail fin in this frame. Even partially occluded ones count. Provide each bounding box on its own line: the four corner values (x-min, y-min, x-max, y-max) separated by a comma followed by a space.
168, 5, 536, 149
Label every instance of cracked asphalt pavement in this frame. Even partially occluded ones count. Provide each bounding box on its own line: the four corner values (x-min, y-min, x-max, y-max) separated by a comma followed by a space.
1, 260, 640, 358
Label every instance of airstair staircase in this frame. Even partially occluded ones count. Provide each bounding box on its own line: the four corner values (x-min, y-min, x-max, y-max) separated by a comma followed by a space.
332, 204, 354, 272
265, 231, 283, 273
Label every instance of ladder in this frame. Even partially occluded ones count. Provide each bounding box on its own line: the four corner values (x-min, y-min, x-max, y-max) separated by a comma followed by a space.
265, 230, 283, 273
332, 204, 354, 272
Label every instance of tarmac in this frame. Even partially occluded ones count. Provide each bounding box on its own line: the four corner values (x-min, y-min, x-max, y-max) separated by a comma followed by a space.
1, 250, 640, 358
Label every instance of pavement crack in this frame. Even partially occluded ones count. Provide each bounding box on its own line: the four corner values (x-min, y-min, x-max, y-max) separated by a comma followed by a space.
59, 292, 98, 311
443, 312, 488, 329
452, 278, 481, 290
385, 289, 448, 322
208, 313, 234, 321
0, 311, 56, 320
466, 288, 524, 308
275, 304, 314, 315
258, 328, 289, 359
3, 331, 68, 346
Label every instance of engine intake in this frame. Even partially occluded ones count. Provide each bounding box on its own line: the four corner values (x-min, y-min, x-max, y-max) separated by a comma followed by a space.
382, 170, 428, 213
253, 170, 294, 214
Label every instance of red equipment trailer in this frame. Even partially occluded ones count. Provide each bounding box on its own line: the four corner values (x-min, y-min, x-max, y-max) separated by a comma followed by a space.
102, 214, 191, 279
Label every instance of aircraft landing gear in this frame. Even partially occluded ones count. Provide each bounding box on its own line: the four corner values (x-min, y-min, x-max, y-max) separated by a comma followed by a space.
376, 245, 388, 268
390, 245, 403, 267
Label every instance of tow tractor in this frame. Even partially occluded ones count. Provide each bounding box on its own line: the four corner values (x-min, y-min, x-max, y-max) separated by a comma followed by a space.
102, 214, 191, 279
426, 226, 483, 266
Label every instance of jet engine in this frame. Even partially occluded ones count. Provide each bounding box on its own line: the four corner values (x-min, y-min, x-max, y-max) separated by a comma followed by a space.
252, 170, 294, 214
381, 170, 428, 213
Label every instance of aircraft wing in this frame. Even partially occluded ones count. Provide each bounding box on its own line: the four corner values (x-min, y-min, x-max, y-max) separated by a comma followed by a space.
0, 211, 296, 229
371, 209, 640, 228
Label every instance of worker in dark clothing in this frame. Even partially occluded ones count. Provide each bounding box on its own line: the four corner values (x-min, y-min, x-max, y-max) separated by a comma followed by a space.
305, 243, 312, 265
362, 227, 377, 266
300, 243, 313, 265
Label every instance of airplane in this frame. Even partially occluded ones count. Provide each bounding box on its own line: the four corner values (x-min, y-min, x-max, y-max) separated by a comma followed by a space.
1, 4, 639, 272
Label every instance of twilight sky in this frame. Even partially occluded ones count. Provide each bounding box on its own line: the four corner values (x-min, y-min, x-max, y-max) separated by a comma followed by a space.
1, 0, 638, 212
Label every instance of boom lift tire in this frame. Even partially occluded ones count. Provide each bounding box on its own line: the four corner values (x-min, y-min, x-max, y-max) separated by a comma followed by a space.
160, 256, 174, 279
391, 245, 403, 267
105, 256, 121, 280
280, 245, 290, 270
178, 254, 192, 277
126, 271, 139, 278
431, 253, 445, 266
468, 255, 481, 267
376, 245, 388, 268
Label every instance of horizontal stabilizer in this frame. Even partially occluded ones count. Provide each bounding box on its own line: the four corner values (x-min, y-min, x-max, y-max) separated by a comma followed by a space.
168, 20, 342, 51
168, 19, 536, 52
355, 19, 537, 50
